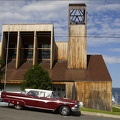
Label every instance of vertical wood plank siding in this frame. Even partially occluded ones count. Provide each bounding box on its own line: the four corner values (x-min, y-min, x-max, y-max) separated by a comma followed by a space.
55, 42, 68, 60
76, 81, 112, 111
68, 25, 87, 69
52, 81, 112, 111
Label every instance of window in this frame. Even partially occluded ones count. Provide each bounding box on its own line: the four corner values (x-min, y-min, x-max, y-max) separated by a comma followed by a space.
24, 44, 33, 48
69, 9, 85, 24
39, 92, 45, 97
38, 49, 50, 59
23, 49, 33, 59
38, 44, 50, 48
8, 49, 16, 59
9, 44, 16, 48
27, 91, 39, 97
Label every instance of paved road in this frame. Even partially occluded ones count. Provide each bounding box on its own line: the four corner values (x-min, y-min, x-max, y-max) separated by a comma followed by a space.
0, 105, 119, 120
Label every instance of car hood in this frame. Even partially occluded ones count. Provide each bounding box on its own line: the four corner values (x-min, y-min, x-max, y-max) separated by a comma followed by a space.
57, 98, 78, 104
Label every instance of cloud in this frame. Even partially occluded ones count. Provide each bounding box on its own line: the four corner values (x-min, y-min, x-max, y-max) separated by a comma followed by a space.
96, 3, 120, 12
21, 0, 70, 12
103, 55, 120, 64
113, 18, 120, 27
87, 37, 120, 47
87, 2, 120, 47
0, 12, 30, 20
22, 2, 56, 12
109, 48, 120, 52
0, 0, 120, 43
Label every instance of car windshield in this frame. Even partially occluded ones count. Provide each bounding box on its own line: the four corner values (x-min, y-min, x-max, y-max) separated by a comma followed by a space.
21, 90, 27, 94
52, 92, 59, 98
27, 91, 39, 96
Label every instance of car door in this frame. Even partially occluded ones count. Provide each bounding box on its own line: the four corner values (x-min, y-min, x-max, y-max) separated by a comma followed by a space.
43, 92, 60, 110
25, 90, 43, 108
35, 91, 48, 109
35, 91, 58, 110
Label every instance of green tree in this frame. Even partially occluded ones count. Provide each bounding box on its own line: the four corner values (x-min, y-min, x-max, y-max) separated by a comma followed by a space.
21, 64, 52, 90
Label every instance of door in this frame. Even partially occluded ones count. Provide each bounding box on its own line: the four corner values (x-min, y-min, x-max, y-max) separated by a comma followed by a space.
52, 84, 66, 98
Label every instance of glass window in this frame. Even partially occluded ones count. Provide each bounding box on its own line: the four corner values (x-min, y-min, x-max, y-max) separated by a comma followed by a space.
38, 49, 50, 59
52, 92, 59, 98
24, 44, 29, 48
53, 87, 56, 91
39, 92, 45, 97
8, 49, 16, 59
23, 50, 33, 59
44, 92, 51, 98
27, 91, 39, 97
62, 89, 65, 91
9, 44, 16, 48
24, 44, 33, 48
38, 44, 50, 48
58, 88, 61, 91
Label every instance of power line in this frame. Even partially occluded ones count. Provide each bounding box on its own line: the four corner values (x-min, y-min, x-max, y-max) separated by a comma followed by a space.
0, 33, 120, 38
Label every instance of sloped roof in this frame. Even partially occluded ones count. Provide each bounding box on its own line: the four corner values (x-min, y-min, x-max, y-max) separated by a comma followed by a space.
45, 55, 112, 82
1, 55, 112, 83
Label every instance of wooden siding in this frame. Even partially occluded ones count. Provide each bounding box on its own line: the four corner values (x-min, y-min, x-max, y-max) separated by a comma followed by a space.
55, 42, 68, 60
16, 31, 20, 69
2, 24, 53, 32
52, 81, 112, 111
76, 81, 112, 111
50, 28, 54, 69
1, 33, 6, 66
68, 25, 87, 69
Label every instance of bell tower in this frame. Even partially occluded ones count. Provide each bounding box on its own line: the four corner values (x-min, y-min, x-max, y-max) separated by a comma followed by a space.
68, 4, 87, 69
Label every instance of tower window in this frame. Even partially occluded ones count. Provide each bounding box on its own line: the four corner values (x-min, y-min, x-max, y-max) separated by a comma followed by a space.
70, 9, 85, 24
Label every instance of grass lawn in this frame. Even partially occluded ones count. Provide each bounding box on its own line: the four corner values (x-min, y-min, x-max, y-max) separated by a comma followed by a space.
80, 106, 120, 116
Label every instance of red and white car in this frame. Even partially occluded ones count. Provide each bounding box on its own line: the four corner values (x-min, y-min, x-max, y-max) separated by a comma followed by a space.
1, 89, 80, 116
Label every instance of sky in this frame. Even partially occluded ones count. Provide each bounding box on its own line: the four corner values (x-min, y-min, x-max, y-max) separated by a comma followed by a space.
0, 0, 120, 88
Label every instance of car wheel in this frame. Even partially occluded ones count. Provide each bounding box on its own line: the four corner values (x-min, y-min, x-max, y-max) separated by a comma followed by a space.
59, 106, 70, 116
14, 105, 23, 110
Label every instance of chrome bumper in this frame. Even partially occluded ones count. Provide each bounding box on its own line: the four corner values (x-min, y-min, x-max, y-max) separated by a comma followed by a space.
71, 106, 80, 112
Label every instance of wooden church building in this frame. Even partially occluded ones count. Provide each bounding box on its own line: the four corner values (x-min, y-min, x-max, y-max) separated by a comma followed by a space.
0, 4, 112, 111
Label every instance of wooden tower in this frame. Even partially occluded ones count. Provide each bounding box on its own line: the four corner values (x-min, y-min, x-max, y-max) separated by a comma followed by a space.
68, 4, 87, 69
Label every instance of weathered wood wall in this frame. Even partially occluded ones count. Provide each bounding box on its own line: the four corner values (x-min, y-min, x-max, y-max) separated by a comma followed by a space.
2, 24, 53, 32
53, 81, 112, 111
68, 25, 87, 69
55, 42, 68, 60
76, 81, 112, 111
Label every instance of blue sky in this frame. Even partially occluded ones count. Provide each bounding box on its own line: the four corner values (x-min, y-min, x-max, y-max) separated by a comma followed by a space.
0, 0, 120, 88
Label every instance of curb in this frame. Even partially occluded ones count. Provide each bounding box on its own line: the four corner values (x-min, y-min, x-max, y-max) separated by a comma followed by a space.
81, 111, 120, 118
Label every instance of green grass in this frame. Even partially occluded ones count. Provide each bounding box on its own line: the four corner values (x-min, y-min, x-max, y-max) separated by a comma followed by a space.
80, 106, 120, 116
112, 107, 120, 112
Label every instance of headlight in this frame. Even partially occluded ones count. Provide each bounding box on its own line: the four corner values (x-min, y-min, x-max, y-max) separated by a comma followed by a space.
79, 102, 83, 107
74, 104, 79, 108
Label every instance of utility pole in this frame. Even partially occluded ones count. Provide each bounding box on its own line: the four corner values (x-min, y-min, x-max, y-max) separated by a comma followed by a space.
4, 25, 10, 90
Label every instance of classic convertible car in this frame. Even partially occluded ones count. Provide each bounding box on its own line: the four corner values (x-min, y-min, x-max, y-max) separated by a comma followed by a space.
1, 89, 80, 116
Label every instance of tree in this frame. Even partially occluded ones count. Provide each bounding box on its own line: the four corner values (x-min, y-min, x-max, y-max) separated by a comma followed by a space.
21, 64, 52, 90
